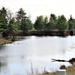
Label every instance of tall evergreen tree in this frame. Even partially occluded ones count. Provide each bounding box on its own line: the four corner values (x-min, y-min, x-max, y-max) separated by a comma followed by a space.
16, 8, 26, 29
7, 18, 17, 34
0, 7, 8, 32
44, 16, 48, 31
34, 16, 44, 30
68, 15, 75, 30
49, 14, 57, 30
20, 17, 32, 31
56, 15, 68, 31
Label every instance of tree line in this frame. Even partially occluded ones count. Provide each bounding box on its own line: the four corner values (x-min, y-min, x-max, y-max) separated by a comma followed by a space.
34, 14, 75, 31
0, 7, 75, 36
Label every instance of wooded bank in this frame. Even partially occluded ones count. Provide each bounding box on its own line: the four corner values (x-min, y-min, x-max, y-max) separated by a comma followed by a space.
5, 30, 73, 36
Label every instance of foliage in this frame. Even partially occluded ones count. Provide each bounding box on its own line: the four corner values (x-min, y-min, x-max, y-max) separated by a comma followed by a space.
34, 14, 69, 31
44, 17, 48, 31
0, 7, 8, 32
49, 14, 57, 30
16, 8, 26, 29
34, 16, 44, 30
16, 8, 26, 21
0, 6, 75, 37
56, 15, 68, 30
7, 18, 18, 33
20, 17, 32, 31
68, 15, 75, 30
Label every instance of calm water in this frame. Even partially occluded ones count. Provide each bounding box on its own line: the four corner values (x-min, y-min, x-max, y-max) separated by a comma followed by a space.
0, 36, 75, 75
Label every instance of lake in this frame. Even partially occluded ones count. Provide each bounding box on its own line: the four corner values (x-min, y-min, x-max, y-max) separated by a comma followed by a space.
0, 36, 75, 75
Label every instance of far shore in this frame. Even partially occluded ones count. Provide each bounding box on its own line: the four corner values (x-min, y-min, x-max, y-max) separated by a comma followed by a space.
3, 30, 73, 36
0, 30, 73, 45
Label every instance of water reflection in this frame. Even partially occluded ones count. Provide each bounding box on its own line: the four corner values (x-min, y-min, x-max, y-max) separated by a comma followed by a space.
0, 36, 75, 75
0, 57, 7, 75
0, 45, 6, 50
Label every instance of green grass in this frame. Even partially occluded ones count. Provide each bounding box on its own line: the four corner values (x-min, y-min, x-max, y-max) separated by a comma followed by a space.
0, 42, 6, 45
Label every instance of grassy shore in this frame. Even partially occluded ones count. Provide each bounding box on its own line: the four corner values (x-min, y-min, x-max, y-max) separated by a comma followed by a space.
39, 66, 75, 75
0, 38, 12, 45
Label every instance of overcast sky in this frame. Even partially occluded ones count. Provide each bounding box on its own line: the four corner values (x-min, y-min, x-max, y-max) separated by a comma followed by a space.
0, 0, 75, 22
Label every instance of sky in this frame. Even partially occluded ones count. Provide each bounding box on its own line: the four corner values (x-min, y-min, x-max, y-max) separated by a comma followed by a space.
0, 0, 75, 22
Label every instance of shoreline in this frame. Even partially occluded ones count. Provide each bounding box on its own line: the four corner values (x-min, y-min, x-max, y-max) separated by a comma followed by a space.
9, 30, 71, 36
39, 66, 75, 75
0, 38, 12, 45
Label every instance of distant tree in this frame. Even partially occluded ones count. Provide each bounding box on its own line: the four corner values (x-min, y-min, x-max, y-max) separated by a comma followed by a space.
7, 18, 18, 34
16, 8, 26, 21
44, 16, 48, 31
68, 15, 75, 30
51, 14, 57, 20
49, 14, 57, 30
2, 18, 17, 38
16, 8, 26, 29
34, 16, 44, 30
20, 17, 32, 31
56, 15, 68, 31
45, 23, 51, 31
0, 7, 8, 32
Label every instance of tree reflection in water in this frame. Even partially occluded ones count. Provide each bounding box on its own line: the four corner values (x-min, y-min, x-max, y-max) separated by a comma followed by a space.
0, 45, 6, 50
0, 56, 7, 74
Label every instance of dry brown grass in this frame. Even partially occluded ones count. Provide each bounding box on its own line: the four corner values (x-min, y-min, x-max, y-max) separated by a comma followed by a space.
66, 66, 75, 75
39, 66, 75, 75
0, 38, 12, 45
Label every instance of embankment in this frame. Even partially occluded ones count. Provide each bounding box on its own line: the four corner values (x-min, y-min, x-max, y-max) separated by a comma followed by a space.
0, 39, 12, 45
8, 30, 72, 36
